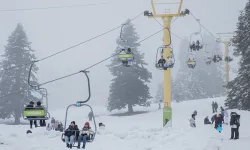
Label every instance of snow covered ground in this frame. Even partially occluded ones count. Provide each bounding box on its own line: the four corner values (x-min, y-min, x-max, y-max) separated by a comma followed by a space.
0, 97, 249, 150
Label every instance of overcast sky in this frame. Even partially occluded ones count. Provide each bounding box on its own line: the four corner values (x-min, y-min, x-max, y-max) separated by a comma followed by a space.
0, 0, 247, 110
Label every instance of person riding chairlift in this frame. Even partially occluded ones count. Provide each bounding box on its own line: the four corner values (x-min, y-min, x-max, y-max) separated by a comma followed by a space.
195, 40, 202, 51
120, 48, 133, 67
77, 122, 94, 149
187, 58, 196, 69
157, 55, 166, 68
189, 41, 196, 51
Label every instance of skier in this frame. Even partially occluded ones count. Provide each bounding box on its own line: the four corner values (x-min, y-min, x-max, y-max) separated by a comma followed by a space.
189, 114, 196, 127
204, 116, 211, 124
77, 122, 94, 149
25, 101, 37, 129
88, 111, 93, 121
51, 117, 56, 130
230, 112, 240, 140
214, 102, 218, 112
214, 114, 224, 133
65, 121, 79, 149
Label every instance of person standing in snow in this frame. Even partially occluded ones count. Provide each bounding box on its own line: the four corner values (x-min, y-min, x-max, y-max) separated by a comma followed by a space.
189, 114, 196, 127
224, 109, 229, 125
214, 114, 224, 132
230, 112, 240, 139
212, 101, 215, 113
214, 102, 218, 112
46, 123, 52, 131
51, 117, 56, 130
193, 110, 197, 117
220, 106, 225, 118
88, 111, 93, 121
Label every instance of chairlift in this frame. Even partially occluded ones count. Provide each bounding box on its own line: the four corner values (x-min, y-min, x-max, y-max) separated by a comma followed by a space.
155, 45, 175, 70
23, 61, 50, 121
61, 71, 97, 144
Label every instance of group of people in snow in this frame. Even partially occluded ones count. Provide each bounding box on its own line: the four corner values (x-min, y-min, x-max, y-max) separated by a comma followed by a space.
46, 117, 64, 132
25, 101, 46, 129
211, 101, 218, 113
189, 102, 241, 140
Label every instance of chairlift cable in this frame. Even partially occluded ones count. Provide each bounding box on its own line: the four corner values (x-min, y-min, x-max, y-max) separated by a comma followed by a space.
0, 11, 144, 73
0, 26, 164, 99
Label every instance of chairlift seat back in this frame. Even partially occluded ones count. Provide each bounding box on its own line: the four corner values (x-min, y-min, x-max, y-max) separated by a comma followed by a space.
118, 53, 133, 59
187, 61, 196, 65
24, 109, 45, 117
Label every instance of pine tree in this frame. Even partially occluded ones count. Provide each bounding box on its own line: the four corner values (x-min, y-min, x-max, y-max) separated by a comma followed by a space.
226, 1, 250, 110
0, 23, 42, 124
107, 19, 152, 113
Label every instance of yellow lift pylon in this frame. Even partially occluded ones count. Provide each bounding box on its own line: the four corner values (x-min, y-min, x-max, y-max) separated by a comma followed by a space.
144, 0, 189, 127
216, 32, 234, 94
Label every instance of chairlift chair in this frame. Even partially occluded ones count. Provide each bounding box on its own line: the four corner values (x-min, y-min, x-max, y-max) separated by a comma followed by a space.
61, 71, 97, 145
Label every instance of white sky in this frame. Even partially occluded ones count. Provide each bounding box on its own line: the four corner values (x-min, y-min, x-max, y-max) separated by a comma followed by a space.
0, 0, 247, 109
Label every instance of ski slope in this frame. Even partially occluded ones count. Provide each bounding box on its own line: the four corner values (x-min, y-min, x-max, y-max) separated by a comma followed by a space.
0, 97, 249, 150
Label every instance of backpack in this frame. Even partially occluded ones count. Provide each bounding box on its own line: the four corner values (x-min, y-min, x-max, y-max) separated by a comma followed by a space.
230, 114, 240, 126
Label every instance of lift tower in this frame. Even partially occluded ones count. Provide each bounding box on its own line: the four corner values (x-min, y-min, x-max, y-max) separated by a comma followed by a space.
144, 0, 188, 127
216, 32, 234, 93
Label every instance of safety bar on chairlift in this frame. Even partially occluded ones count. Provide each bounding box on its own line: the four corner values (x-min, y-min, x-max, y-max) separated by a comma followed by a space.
77, 70, 91, 104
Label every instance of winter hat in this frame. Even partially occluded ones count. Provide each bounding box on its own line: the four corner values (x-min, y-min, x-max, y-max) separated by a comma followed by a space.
85, 122, 89, 126
37, 101, 41, 106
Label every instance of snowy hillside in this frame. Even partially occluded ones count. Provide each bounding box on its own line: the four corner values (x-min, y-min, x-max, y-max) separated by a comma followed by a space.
0, 97, 249, 150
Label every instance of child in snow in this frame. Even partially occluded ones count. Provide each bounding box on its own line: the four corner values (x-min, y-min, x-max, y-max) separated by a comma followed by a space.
189, 114, 196, 127
77, 122, 94, 149
51, 117, 56, 130
46, 123, 52, 131
204, 116, 211, 124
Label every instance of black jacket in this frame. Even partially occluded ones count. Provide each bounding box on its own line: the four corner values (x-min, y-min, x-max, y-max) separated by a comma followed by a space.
214, 114, 224, 128
204, 118, 211, 124
230, 112, 240, 127
25, 104, 34, 110
65, 125, 79, 137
